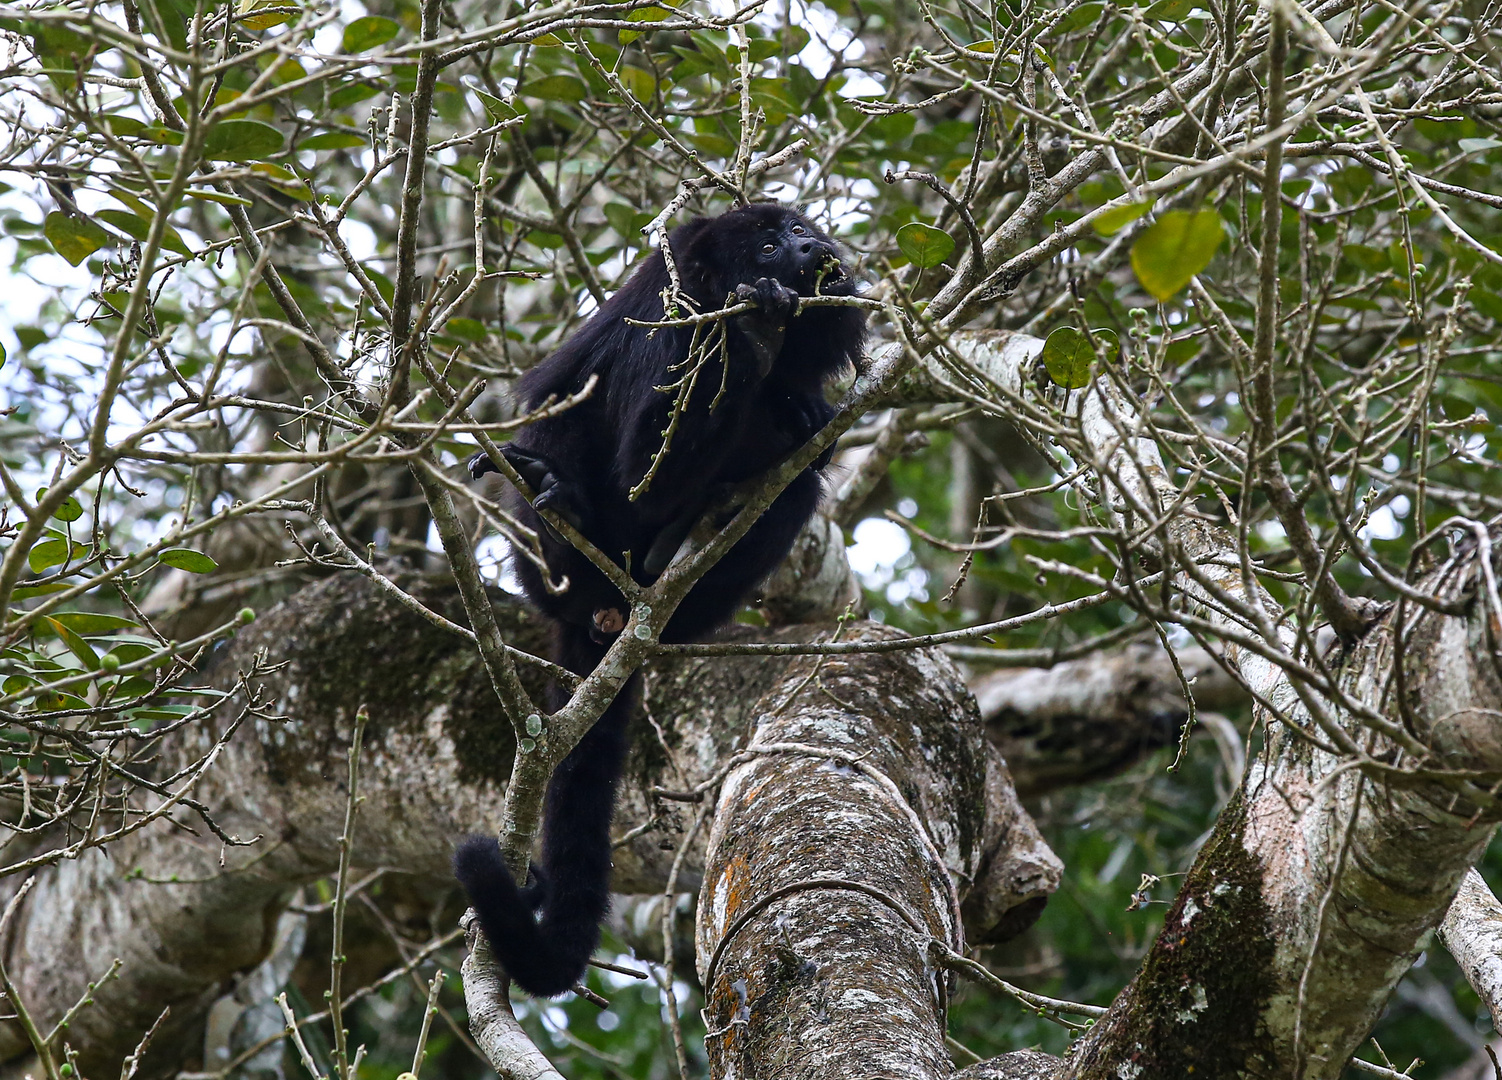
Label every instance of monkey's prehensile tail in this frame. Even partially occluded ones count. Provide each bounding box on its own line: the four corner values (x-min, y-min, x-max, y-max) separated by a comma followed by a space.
453, 627, 632, 997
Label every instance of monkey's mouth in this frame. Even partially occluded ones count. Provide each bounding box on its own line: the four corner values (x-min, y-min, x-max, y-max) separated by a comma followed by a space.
816, 261, 848, 288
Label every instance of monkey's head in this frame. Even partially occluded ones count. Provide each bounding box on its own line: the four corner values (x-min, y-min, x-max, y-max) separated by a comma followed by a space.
676, 203, 859, 302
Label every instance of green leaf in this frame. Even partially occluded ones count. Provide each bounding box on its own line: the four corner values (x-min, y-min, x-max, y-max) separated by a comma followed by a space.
237, 0, 294, 30
1343, 243, 1388, 273
44, 212, 110, 266
617, 65, 656, 100
1458, 137, 1502, 155
1144, 0, 1194, 19
342, 15, 399, 53
202, 119, 285, 162
27, 539, 72, 573
47, 612, 136, 634
329, 82, 382, 110
158, 548, 219, 574
101, 113, 146, 137
1041, 326, 1119, 389
93, 209, 192, 257
1470, 290, 1502, 321
1057, 2, 1103, 30
520, 74, 588, 103
604, 202, 653, 237
1092, 200, 1152, 237
297, 132, 367, 151
95, 208, 151, 242
472, 87, 521, 123
12, 582, 69, 602
896, 222, 955, 269
185, 188, 253, 206
45, 617, 99, 669
620, 4, 673, 43
443, 317, 488, 342
35, 487, 83, 522
1130, 210, 1225, 300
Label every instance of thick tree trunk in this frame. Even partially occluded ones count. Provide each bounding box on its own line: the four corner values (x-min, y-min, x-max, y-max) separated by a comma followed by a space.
0, 571, 1054, 1076
694, 627, 1059, 1079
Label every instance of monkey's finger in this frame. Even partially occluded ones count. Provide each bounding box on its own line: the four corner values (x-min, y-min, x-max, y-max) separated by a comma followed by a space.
468, 450, 500, 479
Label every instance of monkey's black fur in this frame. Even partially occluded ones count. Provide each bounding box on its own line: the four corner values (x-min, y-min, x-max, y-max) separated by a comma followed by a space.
454, 204, 865, 997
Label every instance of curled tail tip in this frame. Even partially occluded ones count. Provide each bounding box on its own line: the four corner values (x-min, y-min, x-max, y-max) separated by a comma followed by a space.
453, 833, 507, 884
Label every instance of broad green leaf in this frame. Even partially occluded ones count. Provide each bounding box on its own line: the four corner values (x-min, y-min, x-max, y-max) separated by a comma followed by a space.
27, 538, 72, 573
1458, 137, 1502, 155
1145, 0, 1194, 18
521, 74, 588, 103
101, 113, 146, 137
250, 163, 311, 199
39, 691, 91, 712
12, 582, 68, 602
44, 212, 110, 265
1092, 200, 1152, 237
47, 612, 136, 634
35, 487, 82, 522
158, 548, 219, 574
329, 82, 382, 110
237, 0, 294, 30
1041, 326, 1119, 389
617, 66, 656, 100
443, 317, 488, 342
342, 15, 399, 53
45, 617, 99, 669
297, 132, 366, 151
604, 202, 653, 236
1130, 210, 1225, 300
95, 208, 150, 242
94, 209, 192, 257
620, 5, 673, 43
1058, 2, 1103, 31
1462, 290, 1502, 323
472, 88, 521, 123
896, 222, 955, 268
185, 188, 253, 206
1343, 243, 1388, 273
202, 119, 284, 162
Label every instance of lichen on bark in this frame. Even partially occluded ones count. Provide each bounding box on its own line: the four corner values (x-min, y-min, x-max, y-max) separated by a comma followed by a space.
1064, 789, 1274, 1079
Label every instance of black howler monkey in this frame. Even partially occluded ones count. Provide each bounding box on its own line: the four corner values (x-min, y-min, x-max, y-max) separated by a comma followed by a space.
454, 203, 865, 997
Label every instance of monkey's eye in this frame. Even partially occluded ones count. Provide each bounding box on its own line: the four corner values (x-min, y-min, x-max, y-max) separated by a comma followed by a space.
761, 243, 776, 254
791, 224, 805, 234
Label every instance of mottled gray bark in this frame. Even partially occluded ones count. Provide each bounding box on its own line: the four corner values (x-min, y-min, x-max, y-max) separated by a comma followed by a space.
0, 571, 1052, 1076
695, 627, 1060, 1080
972, 642, 1247, 796
1440, 870, 1502, 1033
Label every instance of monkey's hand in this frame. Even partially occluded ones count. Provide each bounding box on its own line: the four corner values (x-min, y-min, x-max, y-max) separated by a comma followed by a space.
733, 277, 798, 378
470, 444, 590, 539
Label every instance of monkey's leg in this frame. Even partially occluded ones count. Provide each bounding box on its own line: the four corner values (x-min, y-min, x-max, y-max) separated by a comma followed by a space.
663, 468, 823, 641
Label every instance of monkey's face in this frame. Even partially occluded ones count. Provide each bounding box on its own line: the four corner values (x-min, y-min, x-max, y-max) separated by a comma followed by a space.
752, 213, 854, 297
694, 204, 858, 299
